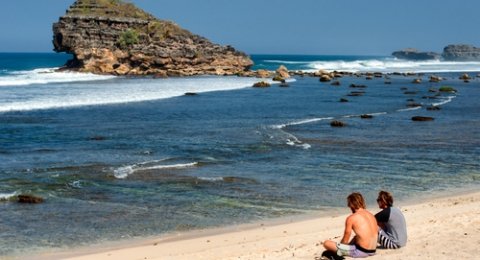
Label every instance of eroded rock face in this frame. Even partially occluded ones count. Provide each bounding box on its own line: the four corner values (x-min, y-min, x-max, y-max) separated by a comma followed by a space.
442, 44, 480, 61
53, 0, 253, 76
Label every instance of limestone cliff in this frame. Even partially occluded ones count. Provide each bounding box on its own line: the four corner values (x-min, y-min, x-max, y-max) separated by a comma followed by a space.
392, 48, 440, 61
442, 44, 480, 61
53, 0, 253, 76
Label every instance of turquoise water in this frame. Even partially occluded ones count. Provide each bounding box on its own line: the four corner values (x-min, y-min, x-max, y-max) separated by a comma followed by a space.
0, 53, 479, 256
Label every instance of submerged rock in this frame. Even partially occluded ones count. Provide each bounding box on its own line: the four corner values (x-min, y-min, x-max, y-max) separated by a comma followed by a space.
330, 120, 346, 127
412, 116, 434, 122
17, 195, 44, 204
252, 81, 270, 88
360, 114, 373, 119
53, 0, 252, 76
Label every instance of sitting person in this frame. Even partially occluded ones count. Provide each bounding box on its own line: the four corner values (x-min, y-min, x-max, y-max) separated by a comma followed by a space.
323, 192, 378, 258
375, 190, 407, 249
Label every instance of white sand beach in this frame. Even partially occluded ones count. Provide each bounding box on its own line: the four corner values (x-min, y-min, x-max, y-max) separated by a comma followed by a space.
36, 190, 480, 260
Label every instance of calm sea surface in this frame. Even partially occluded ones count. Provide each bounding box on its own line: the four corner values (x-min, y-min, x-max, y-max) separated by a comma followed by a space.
0, 53, 479, 256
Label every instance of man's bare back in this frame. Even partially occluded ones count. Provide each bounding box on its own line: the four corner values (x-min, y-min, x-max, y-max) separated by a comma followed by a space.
323, 192, 378, 258
344, 208, 378, 250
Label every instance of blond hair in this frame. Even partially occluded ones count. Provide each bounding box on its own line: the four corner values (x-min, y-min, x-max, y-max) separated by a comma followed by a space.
347, 192, 366, 210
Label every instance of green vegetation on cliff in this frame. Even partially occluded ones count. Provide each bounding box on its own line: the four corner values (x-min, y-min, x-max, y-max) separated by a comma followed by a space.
117, 29, 139, 48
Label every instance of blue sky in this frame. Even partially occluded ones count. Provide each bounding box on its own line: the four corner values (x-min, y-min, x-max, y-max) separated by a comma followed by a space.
0, 0, 479, 55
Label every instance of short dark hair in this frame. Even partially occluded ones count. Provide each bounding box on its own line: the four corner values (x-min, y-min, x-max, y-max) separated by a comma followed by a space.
347, 192, 366, 210
377, 190, 394, 207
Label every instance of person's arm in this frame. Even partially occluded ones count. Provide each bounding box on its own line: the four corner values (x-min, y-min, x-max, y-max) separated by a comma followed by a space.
340, 215, 353, 244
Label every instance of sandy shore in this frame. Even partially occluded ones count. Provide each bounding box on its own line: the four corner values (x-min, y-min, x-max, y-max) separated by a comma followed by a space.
37, 190, 479, 260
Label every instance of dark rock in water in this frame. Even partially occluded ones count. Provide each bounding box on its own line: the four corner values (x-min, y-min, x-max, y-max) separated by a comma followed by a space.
412, 116, 434, 121
412, 78, 422, 84
459, 73, 471, 80
331, 81, 341, 86
404, 91, 418, 95
89, 136, 107, 141
360, 114, 373, 119
442, 44, 480, 61
348, 90, 365, 97
18, 195, 44, 204
407, 102, 422, 108
279, 82, 289, 87
384, 81, 392, 84
184, 92, 198, 96
365, 76, 373, 80
427, 106, 441, 111
349, 84, 367, 88
52, 0, 252, 76
339, 98, 349, 103
392, 48, 440, 60
320, 75, 332, 82
429, 75, 442, 82
330, 120, 346, 127
400, 87, 408, 91
439, 86, 457, 93
252, 81, 270, 88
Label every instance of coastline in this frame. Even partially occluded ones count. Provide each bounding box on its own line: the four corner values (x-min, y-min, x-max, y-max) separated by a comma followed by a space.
34, 188, 480, 260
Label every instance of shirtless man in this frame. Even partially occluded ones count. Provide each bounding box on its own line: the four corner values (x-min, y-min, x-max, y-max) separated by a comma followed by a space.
323, 192, 378, 258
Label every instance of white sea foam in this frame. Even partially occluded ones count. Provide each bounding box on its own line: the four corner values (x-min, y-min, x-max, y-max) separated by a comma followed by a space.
432, 96, 456, 106
0, 75, 266, 113
272, 117, 334, 129
0, 68, 115, 87
197, 177, 224, 182
263, 60, 310, 65
0, 192, 18, 200
307, 59, 480, 73
397, 106, 423, 112
114, 161, 198, 179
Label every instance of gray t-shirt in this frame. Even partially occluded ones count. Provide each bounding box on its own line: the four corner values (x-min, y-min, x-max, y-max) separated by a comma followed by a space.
375, 206, 407, 247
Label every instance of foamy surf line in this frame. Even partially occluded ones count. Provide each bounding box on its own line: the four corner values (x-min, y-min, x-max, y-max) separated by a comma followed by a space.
304, 59, 480, 73
0, 76, 269, 113
114, 161, 198, 179
0, 192, 18, 201
0, 68, 116, 87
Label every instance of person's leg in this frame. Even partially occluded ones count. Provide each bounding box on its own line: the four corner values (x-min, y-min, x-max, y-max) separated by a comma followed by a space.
378, 229, 399, 249
323, 240, 338, 252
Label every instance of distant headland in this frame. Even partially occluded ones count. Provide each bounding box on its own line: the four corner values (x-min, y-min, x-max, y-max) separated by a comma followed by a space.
392, 44, 480, 61
53, 0, 253, 76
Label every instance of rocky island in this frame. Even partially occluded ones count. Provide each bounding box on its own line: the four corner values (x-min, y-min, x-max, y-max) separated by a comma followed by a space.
392, 44, 480, 61
392, 48, 440, 60
53, 0, 253, 76
442, 44, 480, 61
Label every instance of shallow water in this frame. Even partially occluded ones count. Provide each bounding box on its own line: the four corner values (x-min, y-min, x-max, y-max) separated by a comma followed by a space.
0, 53, 479, 256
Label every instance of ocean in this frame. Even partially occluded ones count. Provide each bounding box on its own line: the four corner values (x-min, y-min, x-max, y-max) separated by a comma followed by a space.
0, 53, 479, 256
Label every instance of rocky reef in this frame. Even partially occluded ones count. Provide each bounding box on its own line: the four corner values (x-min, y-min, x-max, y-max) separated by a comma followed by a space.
53, 0, 253, 76
391, 48, 440, 60
442, 44, 480, 61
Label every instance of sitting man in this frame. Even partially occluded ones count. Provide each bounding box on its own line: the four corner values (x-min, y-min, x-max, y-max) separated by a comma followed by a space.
323, 192, 378, 258
375, 190, 407, 249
